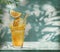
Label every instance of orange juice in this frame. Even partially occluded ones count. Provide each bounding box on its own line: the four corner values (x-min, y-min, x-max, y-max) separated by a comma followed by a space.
10, 19, 26, 47
10, 10, 28, 47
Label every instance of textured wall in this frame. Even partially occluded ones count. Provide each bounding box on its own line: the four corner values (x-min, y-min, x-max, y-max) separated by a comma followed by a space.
0, 0, 60, 43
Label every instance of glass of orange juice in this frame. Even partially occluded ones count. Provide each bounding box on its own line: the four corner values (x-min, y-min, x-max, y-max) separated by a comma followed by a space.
10, 23, 25, 47
10, 10, 28, 47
